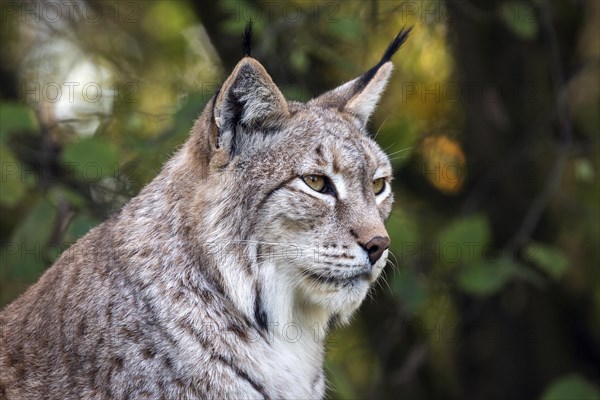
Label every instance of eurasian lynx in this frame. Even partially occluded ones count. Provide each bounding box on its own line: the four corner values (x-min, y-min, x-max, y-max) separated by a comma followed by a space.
0, 24, 411, 399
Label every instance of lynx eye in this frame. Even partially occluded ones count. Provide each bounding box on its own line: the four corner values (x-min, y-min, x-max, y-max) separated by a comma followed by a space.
302, 175, 327, 193
373, 178, 386, 195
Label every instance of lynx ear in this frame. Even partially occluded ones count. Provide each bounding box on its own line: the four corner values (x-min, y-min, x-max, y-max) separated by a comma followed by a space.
310, 27, 411, 128
212, 57, 289, 150
344, 63, 393, 126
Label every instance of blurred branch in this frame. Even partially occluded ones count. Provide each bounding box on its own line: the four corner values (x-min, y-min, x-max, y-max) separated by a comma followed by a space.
504, 2, 573, 254
389, 344, 428, 386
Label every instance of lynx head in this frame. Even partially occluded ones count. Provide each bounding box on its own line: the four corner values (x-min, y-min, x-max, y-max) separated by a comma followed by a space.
185, 24, 411, 327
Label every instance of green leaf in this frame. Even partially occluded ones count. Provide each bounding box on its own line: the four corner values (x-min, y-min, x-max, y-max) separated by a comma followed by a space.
387, 210, 420, 248
0, 144, 29, 206
10, 199, 56, 250
392, 268, 428, 314
64, 214, 100, 243
501, 2, 539, 40
290, 49, 309, 73
526, 242, 569, 280
61, 138, 119, 182
437, 214, 491, 266
7, 199, 56, 280
574, 158, 595, 183
327, 18, 361, 41
0, 103, 39, 142
142, 1, 196, 40
456, 257, 517, 296
541, 374, 600, 400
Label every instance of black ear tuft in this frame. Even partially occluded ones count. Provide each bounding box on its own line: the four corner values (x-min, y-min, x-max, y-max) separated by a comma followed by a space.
360, 26, 412, 85
242, 20, 253, 57
380, 26, 412, 65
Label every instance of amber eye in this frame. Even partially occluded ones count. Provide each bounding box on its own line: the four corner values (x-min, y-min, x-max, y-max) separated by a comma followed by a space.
373, 178, 386, 195
302, 175, 326, 193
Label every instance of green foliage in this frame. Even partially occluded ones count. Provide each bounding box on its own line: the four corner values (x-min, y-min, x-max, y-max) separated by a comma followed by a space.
387, 210, 420, 251
4, 199, 56, 281
61, 137, 120, 180
290, 48, 309, 74
437, 214, 491, 267
574, 158, 595, 183
392, 268, 428, 314
456, 257, 518, 296
435, 215, 528, 296
0, 103, 39, 142
541, 374, 600, 400
0, 145, 28, 206
437, 214, 490, 249
326, 19, 362, 42
9, 199, 55, 254
326, 320, 380, 398
0, 103, 39, 206
501, 1, 539, 40
142, 1, 196, 41
325, 362, 357, 400
526, 242, 569, 280
63, 214, 100, 244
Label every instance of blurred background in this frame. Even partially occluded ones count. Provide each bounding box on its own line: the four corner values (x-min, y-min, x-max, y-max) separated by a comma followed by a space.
0, 0, 598, 399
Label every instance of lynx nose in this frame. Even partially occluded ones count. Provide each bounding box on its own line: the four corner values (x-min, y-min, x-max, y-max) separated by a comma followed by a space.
361, 236, 390, 265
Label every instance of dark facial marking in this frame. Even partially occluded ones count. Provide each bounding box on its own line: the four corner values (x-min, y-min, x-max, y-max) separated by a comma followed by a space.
253, 284, 268, 332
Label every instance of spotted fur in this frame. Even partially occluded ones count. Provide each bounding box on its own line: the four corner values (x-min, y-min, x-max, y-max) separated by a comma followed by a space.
0, 26, 410, 399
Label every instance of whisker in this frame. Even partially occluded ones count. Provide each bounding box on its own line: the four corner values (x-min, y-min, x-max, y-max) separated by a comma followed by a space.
380, 269, 393, 295
388, 250, 400, 271
387, 146, 413, 156
374, 115, 391, 139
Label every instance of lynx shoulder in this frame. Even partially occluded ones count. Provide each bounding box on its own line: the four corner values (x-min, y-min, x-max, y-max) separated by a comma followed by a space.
0, 25, 411, 399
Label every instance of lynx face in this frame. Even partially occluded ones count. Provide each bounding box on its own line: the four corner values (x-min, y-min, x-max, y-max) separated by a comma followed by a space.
245, 105, 394, 317
183, 27, 412, 330
199, 48, 405, 324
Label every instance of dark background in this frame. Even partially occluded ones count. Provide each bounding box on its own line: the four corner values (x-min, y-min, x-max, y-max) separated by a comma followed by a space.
1, 1, 598, 399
